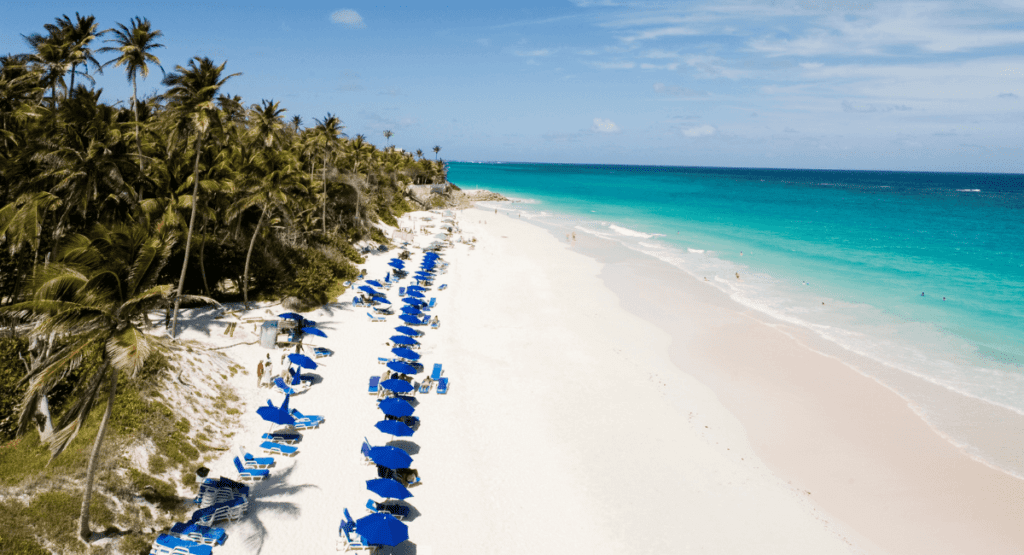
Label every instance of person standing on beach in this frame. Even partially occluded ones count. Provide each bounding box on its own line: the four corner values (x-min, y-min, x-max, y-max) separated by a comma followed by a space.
264, 354, 273, 382
256, 360, 265, 387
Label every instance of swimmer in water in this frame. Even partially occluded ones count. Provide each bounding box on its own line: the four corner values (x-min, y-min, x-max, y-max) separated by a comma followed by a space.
921, 292, 925, 296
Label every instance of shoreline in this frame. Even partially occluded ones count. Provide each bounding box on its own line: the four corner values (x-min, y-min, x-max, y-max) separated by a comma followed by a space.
502, 208, 1024, 554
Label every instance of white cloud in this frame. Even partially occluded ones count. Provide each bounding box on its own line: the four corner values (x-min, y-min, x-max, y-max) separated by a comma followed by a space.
513, 49, 553, 57
330, 9, 365, 28
591, 61, 636, 69
653, 83, 708, 96
683, 124, 716, 137
841, 100, 912, 113
640, 62, 680, 70
621, 26, 700, 43
592, 118, 621, 133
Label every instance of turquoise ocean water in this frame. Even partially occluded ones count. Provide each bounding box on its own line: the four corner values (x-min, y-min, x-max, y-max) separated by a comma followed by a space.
449, 162, 1024, 470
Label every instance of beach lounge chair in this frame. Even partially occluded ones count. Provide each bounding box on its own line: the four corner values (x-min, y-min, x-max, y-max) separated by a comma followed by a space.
431, 364, 443, 381
189, 496, 247, 526
353, 297, 364, 307
169, 522, 226, 546
259, 440, 298, 456
194, 477, 248, 508
237, 446, 275, 469
366, 499, 412, 521
272, 377, 298, 396
360, 439, 374, 465
368, 312, 386, 323
338, 509, 376, 552
313, 346, 333, 358
262, 431, 301, 444
430, 319, 440, 330
150, 533, 213, 555
378, 357, 390, 365
368, 376, 380, 395
233, 456, 269, 482
436, 377, 449, 394
428, 297, 436, 308
290, 408, 324, 426
418, 379, 431, 394
398, 287, 406, 296
438, 284, 447, 291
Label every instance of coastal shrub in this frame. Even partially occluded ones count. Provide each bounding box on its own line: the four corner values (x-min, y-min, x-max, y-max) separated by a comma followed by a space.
429, 195, 447, 209
370, 227, 389, 245
127, 469, 180, 512
0, 337, 29, 443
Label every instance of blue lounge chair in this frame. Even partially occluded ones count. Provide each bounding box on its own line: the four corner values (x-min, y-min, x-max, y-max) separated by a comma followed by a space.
368, 376, 380, 395
189, 496, 247, 526
438, 284, 447, 291
353, 296, 364, 307
430, 318, 440, 330
237, 446, 274, 469
169, 522, 226, 546
418, 380, 431, 394
378, 357, 390, 365
194, 477, 248, 508
431, 364, 443, 381
272, 377, 298, 396
366, 499, 412, 521
436, 377, 449, 394
290, 408, 324, 425
428, 297, 437, 308
368, 312, 386, 323
233, 456, 269, 482
398, 287, 406, 296
313, 346, 333, 358
259, 440, 298, 456
360, 439, 374, 465
150, 533, 213, 555
262, 431, 301, 444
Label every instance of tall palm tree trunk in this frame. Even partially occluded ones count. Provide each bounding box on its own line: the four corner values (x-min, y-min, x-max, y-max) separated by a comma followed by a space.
78, 358, 115, 542
242, 205, 268, 308
171, 134, 203, 337
198, 216, 210, 296
132, 78, 144, 199
321, 148, 328, 234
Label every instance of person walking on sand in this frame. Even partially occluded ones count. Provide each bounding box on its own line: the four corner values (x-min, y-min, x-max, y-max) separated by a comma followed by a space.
256, 360, 265, 388
264, 354, 273, 382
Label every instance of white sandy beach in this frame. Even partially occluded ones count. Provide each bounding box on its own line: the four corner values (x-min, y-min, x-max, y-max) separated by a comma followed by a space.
171, 207, 866, 555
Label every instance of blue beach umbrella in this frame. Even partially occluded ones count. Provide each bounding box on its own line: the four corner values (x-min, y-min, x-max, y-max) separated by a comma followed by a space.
288, 353, 317, 369
388, 261, 404, 270
278, 312, 303, 320
378, 397, 415, 418
368, 446, 412, 470
404, 290, 425, 299
256, 397, 295, 426
389, 335, 419, 347
359, 285, 382, 296
400, 306, 423, 316
301, 327, 327, 338
399, 314, 426, 325
375, 420, 415, 437
366, 280, 384, 288
386, 360, 419, 375
405, 285, 426, 292
370, 296, 391, 305
355, 512, 409, 547
394, 326, 422, 337
381, 378, 414, 394
402, 298, 426, 307
391, 347, 420, 361
366, 478, 413, 500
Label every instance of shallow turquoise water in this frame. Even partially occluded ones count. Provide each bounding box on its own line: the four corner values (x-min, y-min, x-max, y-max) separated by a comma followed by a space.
449, 162, 1024, 420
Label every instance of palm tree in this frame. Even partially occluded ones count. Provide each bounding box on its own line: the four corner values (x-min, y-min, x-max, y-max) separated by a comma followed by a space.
290, 115, 302, 133
415, 148, 423, 160
2, 222, 199, 542
232, 147, 301, 306
23, 27, 72, 110
313, 114, 344, 233
57, 13, 106, 96
433, 145, 441, 160
100, 17, 164, 179
162, 57, 239, 337
383, 129, 393, 148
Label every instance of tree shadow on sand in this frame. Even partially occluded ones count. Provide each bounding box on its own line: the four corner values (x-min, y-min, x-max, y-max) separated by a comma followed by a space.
232, 465, 320, 555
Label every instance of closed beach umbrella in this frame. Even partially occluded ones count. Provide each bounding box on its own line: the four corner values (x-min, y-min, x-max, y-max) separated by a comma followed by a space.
394, 325, 422, 337
381, 378, 414, 394
368, 445, 412, 470
366, 478, 413, 500
375, 419, 415, 437
399, 314, 425, 325
355, 512, 409, 547
301, 327, 327, 338
386, 360, 419, 375
288, 353, 317, 369
378, 397, 415, 418
389, 335, 419, 347
278, 312, 303, 320
391, 347, 420, 361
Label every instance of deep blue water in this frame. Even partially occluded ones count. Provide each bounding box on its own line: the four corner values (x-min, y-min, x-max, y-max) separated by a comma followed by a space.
449, 162, 1024, 419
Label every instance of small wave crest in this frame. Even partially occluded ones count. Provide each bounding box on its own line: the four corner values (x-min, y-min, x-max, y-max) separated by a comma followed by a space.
687, 248, 705, 254
957, 189, 981, 192
608, 224, 664, 239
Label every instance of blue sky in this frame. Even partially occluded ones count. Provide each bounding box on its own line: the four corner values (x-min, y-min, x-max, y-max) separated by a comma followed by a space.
3, 0, 1023, 172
